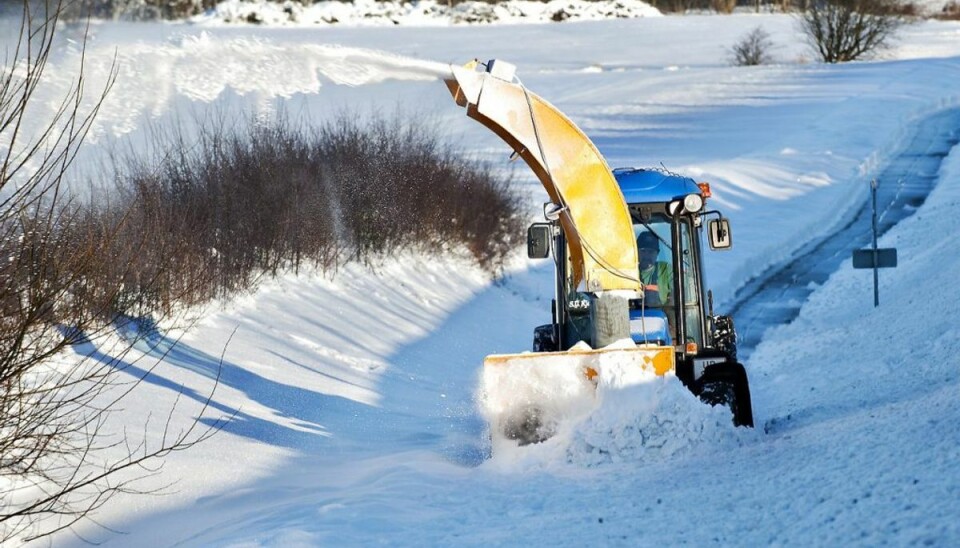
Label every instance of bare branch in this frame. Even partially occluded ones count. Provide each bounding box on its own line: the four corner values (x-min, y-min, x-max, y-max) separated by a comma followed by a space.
0, 1, 223, 542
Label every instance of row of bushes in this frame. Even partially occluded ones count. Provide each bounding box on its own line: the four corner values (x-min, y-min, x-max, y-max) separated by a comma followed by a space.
5, 113, 522, 322
62, 0, 645, 21
58, 0, 218, 20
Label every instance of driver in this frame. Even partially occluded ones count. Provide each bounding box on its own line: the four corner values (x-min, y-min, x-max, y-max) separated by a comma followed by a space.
637, 231, 672, 306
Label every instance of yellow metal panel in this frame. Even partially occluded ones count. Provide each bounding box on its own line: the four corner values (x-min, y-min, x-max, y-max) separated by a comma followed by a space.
445, 63, 640, 292
483, 345, 676, 377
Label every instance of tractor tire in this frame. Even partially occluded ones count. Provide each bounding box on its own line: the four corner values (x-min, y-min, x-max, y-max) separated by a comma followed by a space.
697, 363, 754, 428
533, 324, 559, 352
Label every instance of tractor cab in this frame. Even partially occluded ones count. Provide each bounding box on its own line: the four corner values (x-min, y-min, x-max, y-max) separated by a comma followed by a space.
531, 168, 731, 355
528, 168, 752, 427
617, 168, 718, 353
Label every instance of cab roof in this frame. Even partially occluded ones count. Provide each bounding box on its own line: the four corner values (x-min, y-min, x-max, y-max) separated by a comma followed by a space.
613, 168, 701, 205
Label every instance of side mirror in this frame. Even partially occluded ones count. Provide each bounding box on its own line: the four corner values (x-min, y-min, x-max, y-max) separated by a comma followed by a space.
708, 218, 732, 250
527, 223, 552, 259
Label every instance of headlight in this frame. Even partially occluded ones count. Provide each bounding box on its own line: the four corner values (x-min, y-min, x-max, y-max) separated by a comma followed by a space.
683, 193, 704, 213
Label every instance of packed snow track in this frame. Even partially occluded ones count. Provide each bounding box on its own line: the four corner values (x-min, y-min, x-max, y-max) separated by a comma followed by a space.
728, 107, 960, 360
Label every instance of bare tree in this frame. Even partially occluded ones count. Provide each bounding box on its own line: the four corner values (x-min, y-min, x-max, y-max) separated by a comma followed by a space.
798, 0, 908, 63
1, 1, 222, 542
730, 26, 776, 66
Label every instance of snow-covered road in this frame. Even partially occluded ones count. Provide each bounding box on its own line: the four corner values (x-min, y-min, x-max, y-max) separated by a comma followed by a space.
730, 106, 960, 359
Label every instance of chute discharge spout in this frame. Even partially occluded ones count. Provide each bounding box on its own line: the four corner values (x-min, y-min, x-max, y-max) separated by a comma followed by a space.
444, 60, 640, 293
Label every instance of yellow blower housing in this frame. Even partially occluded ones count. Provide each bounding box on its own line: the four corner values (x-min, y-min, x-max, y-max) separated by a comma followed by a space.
445, 60, 679, 447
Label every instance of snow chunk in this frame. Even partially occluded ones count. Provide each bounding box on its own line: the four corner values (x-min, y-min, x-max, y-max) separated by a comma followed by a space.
567, 374, 742, 467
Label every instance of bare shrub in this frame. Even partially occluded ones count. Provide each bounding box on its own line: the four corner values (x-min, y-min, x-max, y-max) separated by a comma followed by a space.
643, 0, 753, 13
711, 0, 737, 13
314, 113, 522, 271
887, 1, 919, 15
937, 0, 960, 19
730, 26, 775, 65
643, 0, 709, 13
798, 0, 909, 63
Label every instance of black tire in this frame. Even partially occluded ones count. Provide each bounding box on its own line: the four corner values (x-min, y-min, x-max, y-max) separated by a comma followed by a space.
697, 363, 754, 428
533, 324, 559, 352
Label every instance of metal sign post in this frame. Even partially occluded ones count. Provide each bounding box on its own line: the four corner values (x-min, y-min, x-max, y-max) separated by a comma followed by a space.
852, 179, 897, 307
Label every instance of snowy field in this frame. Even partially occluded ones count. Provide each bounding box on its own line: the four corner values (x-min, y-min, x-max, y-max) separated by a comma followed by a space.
4, 6, 960, 546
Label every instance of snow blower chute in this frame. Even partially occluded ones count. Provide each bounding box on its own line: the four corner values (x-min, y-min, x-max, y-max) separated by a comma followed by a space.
444, 60, 753, 447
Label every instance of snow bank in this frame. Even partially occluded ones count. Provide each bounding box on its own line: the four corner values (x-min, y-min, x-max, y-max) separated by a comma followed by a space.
567, 374, 742, 466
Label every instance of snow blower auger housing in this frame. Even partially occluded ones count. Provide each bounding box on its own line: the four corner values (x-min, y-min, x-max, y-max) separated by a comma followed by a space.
445, 60, 753, 447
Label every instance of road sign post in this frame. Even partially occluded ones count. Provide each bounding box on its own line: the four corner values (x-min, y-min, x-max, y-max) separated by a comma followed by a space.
852, 179, 897, 307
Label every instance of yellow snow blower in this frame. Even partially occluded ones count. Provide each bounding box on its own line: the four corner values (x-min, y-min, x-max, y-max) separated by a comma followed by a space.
444, 60, 753, 446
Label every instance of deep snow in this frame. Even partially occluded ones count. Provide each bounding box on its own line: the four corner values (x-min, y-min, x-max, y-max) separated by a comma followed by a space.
2, 7, 959, 546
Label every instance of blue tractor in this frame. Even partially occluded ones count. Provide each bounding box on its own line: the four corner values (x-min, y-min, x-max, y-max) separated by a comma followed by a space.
528, 168, 754, 429
445, 59, 752, 446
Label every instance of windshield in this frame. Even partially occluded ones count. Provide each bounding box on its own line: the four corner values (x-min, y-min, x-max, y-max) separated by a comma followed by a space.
634, 214, 673, 308
633, 212, 704, 347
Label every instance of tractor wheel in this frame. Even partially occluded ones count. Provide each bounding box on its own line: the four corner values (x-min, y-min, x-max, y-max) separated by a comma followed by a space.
698, 364, 754, 428
533, 324, 558, 352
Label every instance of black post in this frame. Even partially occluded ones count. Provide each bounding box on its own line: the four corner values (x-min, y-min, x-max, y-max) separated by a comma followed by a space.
555, 225, 567, 349
852, 179, 896, 302
871, 179, 879, 307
